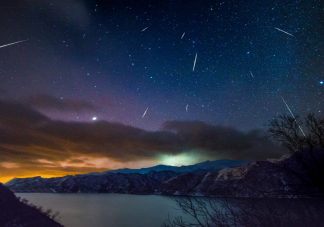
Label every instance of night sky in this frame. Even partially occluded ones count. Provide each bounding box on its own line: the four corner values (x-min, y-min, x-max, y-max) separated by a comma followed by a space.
0, 0, 323, 183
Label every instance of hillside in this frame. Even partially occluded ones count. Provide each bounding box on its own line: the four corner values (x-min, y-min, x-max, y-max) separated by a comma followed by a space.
0, 183, 64, 227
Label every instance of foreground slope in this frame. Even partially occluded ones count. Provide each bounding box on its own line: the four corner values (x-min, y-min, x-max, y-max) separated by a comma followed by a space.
0, 183, 63, 227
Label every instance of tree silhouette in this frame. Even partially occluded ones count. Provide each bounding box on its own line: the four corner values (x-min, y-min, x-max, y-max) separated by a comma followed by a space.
265, 113, 324, 153
266, 113, 324, 197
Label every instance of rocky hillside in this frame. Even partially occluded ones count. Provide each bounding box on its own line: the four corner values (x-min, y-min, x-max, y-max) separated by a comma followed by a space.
161, 148, 323, 198
0, 183, 64, 227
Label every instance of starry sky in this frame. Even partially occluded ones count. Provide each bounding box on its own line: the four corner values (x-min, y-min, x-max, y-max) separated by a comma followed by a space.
0, 0, 323, 183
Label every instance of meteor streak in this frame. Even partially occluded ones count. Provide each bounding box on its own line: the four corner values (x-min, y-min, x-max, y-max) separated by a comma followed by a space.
250, 71, 254, 78
141, 27, 148, 32
186, 104, 188, 111
193, 53, 197, 71
281, 96, 306, 137
274, 27, 294, 37
142, 107, 148, 118
181, 32, 185, 39
0, 40, 28, 49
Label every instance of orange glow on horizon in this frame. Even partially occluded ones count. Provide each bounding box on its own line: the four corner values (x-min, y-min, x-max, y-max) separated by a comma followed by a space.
0, 174, 60, 184
0, 168, 111, 184
0, 157, 159, 184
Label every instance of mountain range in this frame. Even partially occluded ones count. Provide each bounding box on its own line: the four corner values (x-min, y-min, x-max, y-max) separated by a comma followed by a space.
5, 153, 323, 198
86, 159, 249, 175
5, 159, 248, 193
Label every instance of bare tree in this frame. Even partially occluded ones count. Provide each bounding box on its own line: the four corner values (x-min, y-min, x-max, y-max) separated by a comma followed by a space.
265, 114, 305, 153
265, 113, 324, 197
265, 113, 324, 153
304, 113, 324, 149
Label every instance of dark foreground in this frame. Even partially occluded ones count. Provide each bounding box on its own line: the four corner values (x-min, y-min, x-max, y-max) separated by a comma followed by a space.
0, 183, 63, 227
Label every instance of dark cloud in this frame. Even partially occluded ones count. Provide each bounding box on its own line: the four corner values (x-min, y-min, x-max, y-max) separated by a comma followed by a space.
163, 121, 286, 160
0, 100, 49, 129
0, 100, 286, 166
37, 120, 182, 161
28, 93, 96, 112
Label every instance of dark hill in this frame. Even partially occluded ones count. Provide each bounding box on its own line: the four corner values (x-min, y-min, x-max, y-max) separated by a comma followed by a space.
0, 183, 64, 227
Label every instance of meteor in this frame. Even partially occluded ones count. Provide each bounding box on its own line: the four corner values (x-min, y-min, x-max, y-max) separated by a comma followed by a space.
274, 27, 294, 37
281, 96, 306, 137
142, 107, 148, 118
181, 32, 185, 39
186, 104, 188, 111
250, 71, 254, 78
0, 40, 28, 49
193, 53, 197, 71
141, 27, 148, 32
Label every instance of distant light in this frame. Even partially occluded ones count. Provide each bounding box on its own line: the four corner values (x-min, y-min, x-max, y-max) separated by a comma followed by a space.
158, 153, 200, 166
320, 81, 323, 84
92, 117, 97, 121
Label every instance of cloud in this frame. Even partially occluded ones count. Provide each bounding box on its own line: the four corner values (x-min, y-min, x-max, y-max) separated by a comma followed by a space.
0, 162, 19, 168
162, 121, 286, 160
0, 99, 49, 129
0, 100, 287, 182
28, 93, 96, 112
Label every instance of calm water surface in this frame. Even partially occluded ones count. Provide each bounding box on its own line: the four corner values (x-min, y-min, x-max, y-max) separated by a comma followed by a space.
16, 193, 191, 227
15, 193, 324, 227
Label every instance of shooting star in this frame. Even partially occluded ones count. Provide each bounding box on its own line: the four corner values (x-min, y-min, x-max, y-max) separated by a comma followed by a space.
193, 53, 197, 71
281, 96, 306, 137
274, 27, 294, 37
181, 32, 185, 39
249, 71, 254, 78
142, 107, 148, 118
186, 104, 188, 111
0, 40, 28, 49
141, 27, 148, 32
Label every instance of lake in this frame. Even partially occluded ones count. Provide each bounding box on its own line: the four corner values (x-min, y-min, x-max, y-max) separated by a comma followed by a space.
16, 193, 193, 227
16, 193, 324, 227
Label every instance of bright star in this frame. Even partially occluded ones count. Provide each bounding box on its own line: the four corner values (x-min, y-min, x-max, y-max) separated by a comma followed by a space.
92, 117, 97, 121
320, 81, 323, 84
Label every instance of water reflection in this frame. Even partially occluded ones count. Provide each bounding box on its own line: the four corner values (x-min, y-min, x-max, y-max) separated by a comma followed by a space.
163, 196, 324, 227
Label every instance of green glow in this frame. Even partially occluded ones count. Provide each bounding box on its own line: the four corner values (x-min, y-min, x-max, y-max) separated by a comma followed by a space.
158, 151, 209, 166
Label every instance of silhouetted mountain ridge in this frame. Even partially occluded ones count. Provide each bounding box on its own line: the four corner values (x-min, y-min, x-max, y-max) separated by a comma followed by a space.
5, 153, 323, 198
88, 159, 249, 175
